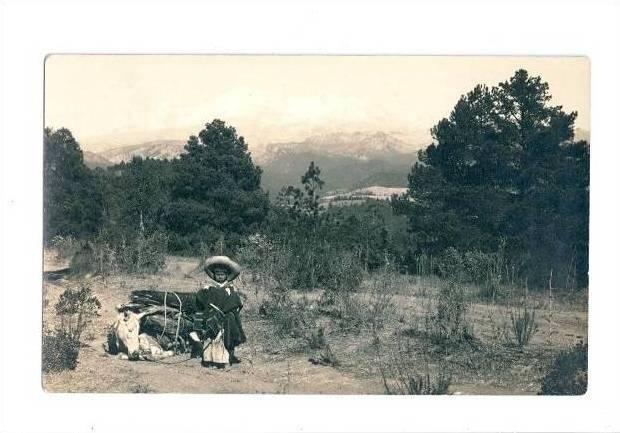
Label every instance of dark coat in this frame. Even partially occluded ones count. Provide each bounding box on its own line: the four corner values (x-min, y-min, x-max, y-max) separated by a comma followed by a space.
196, 285, 246, 351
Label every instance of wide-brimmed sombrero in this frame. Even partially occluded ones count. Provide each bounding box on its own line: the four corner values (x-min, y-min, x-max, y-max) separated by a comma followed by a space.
203, 256, 241, 281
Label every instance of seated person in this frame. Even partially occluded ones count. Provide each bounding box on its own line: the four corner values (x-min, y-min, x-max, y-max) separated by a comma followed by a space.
193, 256, 246, 367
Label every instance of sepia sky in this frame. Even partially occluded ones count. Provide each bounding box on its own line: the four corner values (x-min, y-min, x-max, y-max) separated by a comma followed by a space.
44, 55, 590, 153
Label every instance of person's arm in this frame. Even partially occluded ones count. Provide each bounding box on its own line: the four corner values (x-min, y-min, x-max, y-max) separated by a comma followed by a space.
195, 288, 210, 311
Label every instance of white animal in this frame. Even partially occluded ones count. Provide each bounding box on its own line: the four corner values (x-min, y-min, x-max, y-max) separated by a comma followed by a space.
111, 309, 173, 360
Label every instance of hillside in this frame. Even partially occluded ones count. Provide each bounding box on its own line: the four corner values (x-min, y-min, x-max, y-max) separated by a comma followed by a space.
83, 151, 113, 169
320, 186, 408, 207
99, 139, 187, 164
258, 131, 421, 194
83, 131, 422, 194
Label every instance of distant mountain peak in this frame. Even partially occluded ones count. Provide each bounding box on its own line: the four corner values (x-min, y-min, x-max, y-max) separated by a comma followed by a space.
97, 139, 187, 164
259, 130, 422, 164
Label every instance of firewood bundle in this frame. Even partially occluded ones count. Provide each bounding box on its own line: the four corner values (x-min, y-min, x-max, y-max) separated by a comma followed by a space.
118, 289, 200, 351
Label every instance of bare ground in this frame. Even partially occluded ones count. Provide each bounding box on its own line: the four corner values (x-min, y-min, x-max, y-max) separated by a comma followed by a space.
42, 253, 587, 395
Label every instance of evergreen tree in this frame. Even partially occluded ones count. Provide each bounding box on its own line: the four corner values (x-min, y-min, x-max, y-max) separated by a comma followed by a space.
43, 128, 103, 242
163, 119, 269, 253
398, 70, 589, 287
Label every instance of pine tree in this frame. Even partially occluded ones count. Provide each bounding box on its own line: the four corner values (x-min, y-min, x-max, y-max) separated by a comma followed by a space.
163, 119, 269, 253
397, 70, 589, 287
43, 128, 103, 242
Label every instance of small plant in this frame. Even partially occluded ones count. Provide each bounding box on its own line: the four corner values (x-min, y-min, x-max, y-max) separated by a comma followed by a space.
132, 383, 154, 393
309, 342, 339, 367
367, 269, 396, 331
42, 330, 81, 373
509, 305, 538, 348
423, 282, 474, 347
379, 341, 452, 395
307, 326, 326, 349
539, 342, 587, 395
436, 247, 464, 280
399, 372, 452, 395
43, 286, 101, 373
50, 235, 79, 260
70, 230, 167, 276
55, 285, 101, 341
261, 289, 318, 342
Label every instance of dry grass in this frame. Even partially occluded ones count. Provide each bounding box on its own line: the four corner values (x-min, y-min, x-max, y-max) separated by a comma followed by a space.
42, 250, 587, 394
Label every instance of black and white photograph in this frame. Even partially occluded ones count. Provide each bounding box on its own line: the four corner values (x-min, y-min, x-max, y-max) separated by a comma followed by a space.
42, 55, 589, 395
2, 1, 619, 432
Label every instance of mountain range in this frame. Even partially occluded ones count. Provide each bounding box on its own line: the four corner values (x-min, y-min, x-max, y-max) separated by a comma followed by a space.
82, 128, 590, 195
83, 131, 425, 194
258, 132, 420, 194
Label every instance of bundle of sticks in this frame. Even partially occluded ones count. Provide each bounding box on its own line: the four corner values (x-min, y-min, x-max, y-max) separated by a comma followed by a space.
118, 289, 200, 351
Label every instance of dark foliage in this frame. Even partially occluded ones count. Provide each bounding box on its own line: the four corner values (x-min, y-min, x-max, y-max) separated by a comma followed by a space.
44, 128, 103, 242
42, 286, 101, 373
44, 71, 588, 289
55, 285, 101, 341
163, 119, 270, 254
396, 70, 589, 288
539, 342, 588, 395
42, 330, 81, 373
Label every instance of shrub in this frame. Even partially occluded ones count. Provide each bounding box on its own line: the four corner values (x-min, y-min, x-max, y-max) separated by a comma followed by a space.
509, 305, 538, 348
70, 230, 168, 276
42, 330, 81, 373
436, 247, 464, 280
307, 326, 326, 349
260, 288, 317, 340
132, 383, 154, 393
423, 282, 474, 347
366, 275, 395, 332
50, 235, 79, 260
43, 286, 101, 373
436, 243, 508, 300
55, 285, 101, 341
464, 249, 504, 300
379, 341, 452, 395
323, 249, 364, 292
324, 270, 395, 332
118, 230, 168, 273
539, 342, 588, 395
309, 342, 340, 367
240, 234, 363, 292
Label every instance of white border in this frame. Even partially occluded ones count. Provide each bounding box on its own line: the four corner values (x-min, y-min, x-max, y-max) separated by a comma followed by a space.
1, 1, 619, 432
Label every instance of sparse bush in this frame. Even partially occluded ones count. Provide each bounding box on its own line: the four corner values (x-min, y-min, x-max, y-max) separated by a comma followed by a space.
70, 230, 167, 276
387, 371, 452, 395
323, 249, 364, 292
318, 267, 394, 333
539, 342, 587, 395
307, 326, 326, 349
434, 243, 509, 301
366, 284, 394, 332
261, 289, 317, 340
132, 383, 154, 393
42, 330, 81, 373
55, 285, 101, 341
70, 239, 118, 276
50, 235, 79, 260
43, 287, 100, 372
118, 230, 168, 273
309, 342, 340, 367
509, 305, 538, 348
436, 247, 464, 280
380, 341, 452, 395
241, 233, 363, 293
423, 282, 474, 347
469, 243, 506, 300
